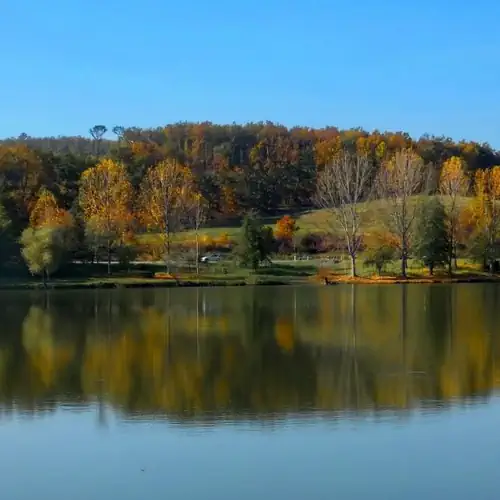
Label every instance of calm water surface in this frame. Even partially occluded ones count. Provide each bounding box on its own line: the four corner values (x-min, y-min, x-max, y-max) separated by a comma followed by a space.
1, 285, 500, 499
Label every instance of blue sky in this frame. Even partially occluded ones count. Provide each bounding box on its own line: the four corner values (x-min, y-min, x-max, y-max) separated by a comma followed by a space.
2, 0, 499, 146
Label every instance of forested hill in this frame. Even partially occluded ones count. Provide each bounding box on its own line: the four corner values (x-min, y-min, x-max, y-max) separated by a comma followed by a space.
1, 122, 499, 219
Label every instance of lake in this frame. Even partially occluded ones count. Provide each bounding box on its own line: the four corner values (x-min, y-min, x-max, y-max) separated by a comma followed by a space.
1, 284, 500, 499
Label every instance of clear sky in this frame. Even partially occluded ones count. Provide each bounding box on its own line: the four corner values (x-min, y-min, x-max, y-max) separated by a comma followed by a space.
2, 0, 499, 146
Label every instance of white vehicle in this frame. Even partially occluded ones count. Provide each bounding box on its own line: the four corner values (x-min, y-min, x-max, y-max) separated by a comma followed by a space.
200, 253, 222, 263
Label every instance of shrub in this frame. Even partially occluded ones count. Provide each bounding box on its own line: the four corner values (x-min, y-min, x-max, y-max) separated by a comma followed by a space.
297, 232, 343, 254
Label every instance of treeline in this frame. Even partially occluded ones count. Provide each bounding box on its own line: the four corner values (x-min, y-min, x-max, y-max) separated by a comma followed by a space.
2, 123, 500, 217
1, 122, 500, 279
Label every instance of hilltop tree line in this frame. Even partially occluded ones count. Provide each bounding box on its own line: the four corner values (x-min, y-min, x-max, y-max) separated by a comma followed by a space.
1, 122, 500, 279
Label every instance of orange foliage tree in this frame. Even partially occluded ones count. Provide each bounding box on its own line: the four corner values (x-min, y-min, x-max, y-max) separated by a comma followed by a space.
275, 215, 299, 254
79, 159, 133, 274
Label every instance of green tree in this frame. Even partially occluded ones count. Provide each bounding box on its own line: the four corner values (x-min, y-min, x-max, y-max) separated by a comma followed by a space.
20, 227, 68, 285
237, 215, 274, 270
364, 246, 396, 276
414, 198, 449, 275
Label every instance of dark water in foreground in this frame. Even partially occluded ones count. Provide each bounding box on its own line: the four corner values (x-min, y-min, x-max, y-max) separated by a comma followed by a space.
1, 285, 500, 499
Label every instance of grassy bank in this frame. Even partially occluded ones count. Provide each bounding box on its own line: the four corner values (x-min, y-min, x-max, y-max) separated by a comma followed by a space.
316, 258, 500, 285
2, 257, 499, 291
0, 262, 318, 291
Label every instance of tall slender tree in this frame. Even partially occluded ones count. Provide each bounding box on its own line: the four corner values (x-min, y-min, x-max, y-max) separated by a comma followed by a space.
139, 159, 194, 271
439, 156, 469, 273
89, 125, 107, 156
188, 193, 207, 275
316, 152, 373, 276
376, 149, 428, 277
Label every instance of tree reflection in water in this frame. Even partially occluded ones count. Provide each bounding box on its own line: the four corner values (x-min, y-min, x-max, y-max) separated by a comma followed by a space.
1, 284, 499, 423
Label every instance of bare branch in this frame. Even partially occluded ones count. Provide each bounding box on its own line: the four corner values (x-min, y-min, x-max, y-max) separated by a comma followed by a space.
375, 148, 428, 277
315, 151, 373, 276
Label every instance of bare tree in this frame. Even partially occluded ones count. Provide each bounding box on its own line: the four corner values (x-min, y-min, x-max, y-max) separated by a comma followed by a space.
189, 193, 207, 275
316, 152, 373, 277
375, 149, 428, 277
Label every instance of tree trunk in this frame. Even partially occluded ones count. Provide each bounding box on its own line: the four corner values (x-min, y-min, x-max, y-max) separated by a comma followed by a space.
195, 230, 200, 276
107, 241, 111, 276
448, 235, 453, 275
165, 233, 171, 274
350, 253, 357, 277
401, 254, 407, 278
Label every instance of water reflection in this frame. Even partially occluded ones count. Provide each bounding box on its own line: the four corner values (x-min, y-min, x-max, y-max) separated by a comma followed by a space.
1, 285, 500, 424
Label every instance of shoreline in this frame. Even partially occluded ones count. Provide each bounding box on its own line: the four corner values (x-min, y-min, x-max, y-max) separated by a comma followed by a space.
2, 274, 500, 291
0, 278, 298, 291
322, 275, 500, 285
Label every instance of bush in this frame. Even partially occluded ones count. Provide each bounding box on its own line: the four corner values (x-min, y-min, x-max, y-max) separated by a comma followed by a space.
364, 246, 396, 275
297, 232, 343, 254
363, 231, 398, 275
116, 242, 137, 269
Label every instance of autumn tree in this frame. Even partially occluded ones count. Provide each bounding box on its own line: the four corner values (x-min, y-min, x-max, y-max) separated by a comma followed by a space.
315, 152, 373, 277
468, 167, 500, 271
0, 202, 12, 266
79, 159, 133, 274
139, 159, 194, 270
375, 149, 428, 277
27, 187, 75, 260
275, 215, 299, 254
30, 187, 73, 229
0, 144, 43, 225
414, 198, 449, 275
439, 156, 469, 273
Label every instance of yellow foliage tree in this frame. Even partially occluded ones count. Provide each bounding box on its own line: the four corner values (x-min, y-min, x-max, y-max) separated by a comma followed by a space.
79, 159, 133, 274
0, 145, 42, 220
439, 156, 469, 273
468, 167, 500, 270
30, 187, 73, 229
139, 159, 195, 270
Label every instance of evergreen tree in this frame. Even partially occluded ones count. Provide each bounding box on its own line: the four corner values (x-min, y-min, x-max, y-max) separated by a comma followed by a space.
237, 214, 274, 270
414, 198, 450, 275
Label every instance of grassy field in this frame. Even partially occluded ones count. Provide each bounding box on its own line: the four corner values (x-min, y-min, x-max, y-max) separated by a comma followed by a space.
4, 197, 493, 290
139, 195, 474, 247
